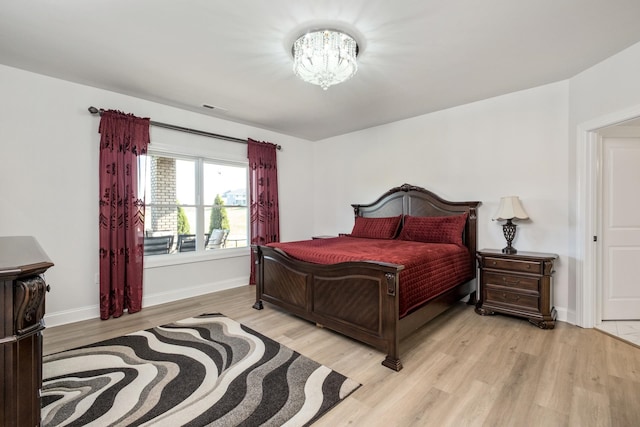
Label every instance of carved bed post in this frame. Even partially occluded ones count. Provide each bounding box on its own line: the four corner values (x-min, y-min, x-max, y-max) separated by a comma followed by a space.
467, 205, 479, 305
252, 245, 264, 310
381, 271, 402, 371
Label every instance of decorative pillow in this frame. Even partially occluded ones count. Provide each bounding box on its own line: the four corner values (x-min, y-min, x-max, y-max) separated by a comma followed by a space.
397, 213, 468, 246
349, 215, 402, 239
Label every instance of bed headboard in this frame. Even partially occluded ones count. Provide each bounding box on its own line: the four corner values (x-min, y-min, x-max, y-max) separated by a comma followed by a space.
351, 183, 481, 272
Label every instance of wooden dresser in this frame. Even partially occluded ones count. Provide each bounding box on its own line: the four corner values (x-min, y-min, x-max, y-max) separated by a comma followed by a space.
475, 249, 557, 329
1, 236, 53, 427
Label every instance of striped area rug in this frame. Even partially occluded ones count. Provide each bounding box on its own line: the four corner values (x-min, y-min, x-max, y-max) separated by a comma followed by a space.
41, 313, 360, 426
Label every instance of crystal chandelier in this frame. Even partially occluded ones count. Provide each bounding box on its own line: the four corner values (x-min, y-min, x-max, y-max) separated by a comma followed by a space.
292, 29, 359, 90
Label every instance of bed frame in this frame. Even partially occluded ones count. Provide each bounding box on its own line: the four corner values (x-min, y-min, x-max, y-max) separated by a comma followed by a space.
252, 184, 481, 371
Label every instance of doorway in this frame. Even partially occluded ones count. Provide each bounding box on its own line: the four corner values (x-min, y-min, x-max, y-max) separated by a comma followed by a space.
598, 128, 640, 320
577, 109, 640, 341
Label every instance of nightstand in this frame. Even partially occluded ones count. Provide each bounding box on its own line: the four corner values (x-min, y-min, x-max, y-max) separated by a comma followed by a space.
475, 249, 558, 329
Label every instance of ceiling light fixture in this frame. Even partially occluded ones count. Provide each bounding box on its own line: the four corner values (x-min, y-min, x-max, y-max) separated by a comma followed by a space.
292, 29, 358, 90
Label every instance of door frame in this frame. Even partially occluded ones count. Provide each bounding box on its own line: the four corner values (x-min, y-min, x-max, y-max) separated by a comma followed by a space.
576, 104, 640, 328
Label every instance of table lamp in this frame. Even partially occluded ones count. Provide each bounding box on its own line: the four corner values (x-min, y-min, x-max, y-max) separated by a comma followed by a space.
494, 196, 529, 254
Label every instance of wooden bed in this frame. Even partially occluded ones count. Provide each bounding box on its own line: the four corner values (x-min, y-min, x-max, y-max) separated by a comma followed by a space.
252, 184, 481, 371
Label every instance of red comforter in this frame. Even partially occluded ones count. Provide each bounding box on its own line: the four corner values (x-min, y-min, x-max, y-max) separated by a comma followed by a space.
268, 236, 473, 318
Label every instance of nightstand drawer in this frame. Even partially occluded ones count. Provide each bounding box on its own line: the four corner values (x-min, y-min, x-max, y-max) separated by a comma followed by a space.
485, 289, 538, 311
484, 272, 540, 293
483, 257, 542, 274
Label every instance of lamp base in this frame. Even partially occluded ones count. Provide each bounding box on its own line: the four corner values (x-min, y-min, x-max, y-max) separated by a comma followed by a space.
502, 220, 518, 255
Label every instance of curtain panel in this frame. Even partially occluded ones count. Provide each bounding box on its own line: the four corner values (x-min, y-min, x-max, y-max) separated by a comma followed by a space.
248, 138, 280, 285
98, 110, 150, 319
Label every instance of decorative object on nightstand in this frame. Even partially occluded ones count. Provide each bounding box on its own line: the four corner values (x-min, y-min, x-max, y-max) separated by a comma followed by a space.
493, 196, 529, 254
475, 249, 558, 329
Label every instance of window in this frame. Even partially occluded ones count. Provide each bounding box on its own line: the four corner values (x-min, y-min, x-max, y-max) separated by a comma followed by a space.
141, 153, 248, 255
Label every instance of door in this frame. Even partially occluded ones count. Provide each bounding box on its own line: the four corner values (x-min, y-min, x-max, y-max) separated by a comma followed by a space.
601, 137, 640, 320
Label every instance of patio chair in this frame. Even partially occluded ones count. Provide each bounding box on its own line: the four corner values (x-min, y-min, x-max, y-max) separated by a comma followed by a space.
207, 229, 229, 249
177, 234, 196, 252
144, 235, 174, 255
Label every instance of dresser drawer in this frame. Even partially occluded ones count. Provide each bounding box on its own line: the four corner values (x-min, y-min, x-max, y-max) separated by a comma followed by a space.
483, 257, 542, 274
484, 272, 540, 293
485, 289, 539, 311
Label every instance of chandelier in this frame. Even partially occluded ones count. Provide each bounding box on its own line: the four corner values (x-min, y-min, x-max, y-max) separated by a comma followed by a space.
292, 29, 359, 90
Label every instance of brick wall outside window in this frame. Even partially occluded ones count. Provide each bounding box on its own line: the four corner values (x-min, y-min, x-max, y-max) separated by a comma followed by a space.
149, 156, 177, 235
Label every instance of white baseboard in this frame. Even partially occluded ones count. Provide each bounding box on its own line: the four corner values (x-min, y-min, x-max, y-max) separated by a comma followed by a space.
141, 277, 248, 308
555, 306, 575, 325
48, 279, 571, 329
44, 305, 100, 328
44, 277, 248, 328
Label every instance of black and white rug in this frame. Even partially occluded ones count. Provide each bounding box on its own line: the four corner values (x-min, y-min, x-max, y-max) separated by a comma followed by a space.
42, 313, 360, 426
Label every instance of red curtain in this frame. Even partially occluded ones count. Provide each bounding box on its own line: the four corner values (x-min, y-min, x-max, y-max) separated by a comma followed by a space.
248, 138, 280, 285
98, 110, 150, 319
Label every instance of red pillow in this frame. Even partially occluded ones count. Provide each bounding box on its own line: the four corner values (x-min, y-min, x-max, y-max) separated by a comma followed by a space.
398, 213, 468, 246
349, 215, 402, 239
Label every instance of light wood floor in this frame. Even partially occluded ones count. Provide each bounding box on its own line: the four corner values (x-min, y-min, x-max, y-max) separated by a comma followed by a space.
43, 285, 640, 427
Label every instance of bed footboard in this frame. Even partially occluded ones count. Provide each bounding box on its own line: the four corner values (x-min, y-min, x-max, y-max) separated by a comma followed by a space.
253, 245, 405, 370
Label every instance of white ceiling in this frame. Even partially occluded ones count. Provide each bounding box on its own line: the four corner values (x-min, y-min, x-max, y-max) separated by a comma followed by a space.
2, 1, 640, 141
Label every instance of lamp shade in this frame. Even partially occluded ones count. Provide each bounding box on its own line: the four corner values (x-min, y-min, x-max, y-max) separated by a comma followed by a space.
493, 196, 529, 221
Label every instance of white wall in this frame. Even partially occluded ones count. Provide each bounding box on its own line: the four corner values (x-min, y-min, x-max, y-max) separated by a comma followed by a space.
0, 64, 313, 326
312, 81, 571, 319
569, 42, 640, 126
567, 40, 640, 324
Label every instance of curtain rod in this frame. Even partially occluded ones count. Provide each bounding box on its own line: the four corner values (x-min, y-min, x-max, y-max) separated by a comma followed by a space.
87, 106, 281, 150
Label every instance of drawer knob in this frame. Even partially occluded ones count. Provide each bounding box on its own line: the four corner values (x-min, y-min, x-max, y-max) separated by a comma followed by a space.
492, 261, 497, 265
502, 277, 521, 285
526, 265, 531, 269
